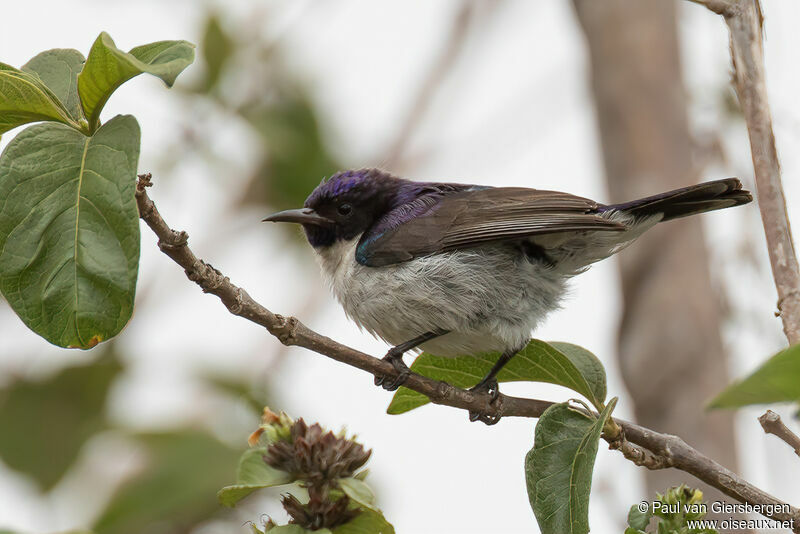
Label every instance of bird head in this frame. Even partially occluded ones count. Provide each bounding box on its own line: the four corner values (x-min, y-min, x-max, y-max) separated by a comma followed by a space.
263, 168, 402, 248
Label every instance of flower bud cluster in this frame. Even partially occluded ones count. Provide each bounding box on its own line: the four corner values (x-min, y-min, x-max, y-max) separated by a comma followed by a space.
256, 408, 372, 531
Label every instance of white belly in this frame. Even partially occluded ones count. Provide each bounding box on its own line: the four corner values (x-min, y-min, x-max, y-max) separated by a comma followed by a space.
314, 237, 566, 357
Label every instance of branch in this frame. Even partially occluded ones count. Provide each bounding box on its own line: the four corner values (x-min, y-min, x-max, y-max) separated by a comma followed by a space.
135, 174, 799, 529
617, 424, 799, 530
687, 0, 737, 17
690, 0, 800, 345
759, 410, 800, 458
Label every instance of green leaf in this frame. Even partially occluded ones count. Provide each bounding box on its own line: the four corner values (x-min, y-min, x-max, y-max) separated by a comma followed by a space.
339, 477, 377, 511
332, 509, 394, 534
198, 14, 234, 92
217, 447, 293, 507
77, 32, 195, 129
93, 431, 240, 534
22, 49, 86, 121
0, 62, 79, 135
709, 344, 800, 408
0, 116, 141, 349
627, 503, 652, 530
387, 339, 607, 415
525, 398, 617, 534
547, 342, 607, 404
266, 527, 315, 534
0, 353, 121, 489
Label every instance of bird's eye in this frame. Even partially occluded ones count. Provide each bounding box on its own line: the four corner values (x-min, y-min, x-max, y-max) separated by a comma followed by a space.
337, 203, 352, 216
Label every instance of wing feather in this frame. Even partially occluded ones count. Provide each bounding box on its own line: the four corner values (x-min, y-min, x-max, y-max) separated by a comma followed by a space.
356, 187, 627, 267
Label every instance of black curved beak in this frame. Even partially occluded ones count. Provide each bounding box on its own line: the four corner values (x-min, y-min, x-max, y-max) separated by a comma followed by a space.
262, 208, 333, 226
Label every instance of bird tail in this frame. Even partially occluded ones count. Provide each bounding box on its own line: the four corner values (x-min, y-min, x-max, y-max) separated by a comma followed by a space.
604, 178, 752, 222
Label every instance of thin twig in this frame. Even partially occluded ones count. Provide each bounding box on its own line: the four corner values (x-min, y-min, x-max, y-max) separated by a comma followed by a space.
135, 174, 800, 529
759, 410, 800, 458
690, 0, 800, 345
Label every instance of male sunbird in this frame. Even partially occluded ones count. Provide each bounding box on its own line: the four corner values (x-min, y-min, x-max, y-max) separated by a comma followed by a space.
264, 169, 751, 423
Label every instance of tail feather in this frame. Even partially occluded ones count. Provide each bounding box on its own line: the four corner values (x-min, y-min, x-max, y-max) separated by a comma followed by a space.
604, 178, 752, 222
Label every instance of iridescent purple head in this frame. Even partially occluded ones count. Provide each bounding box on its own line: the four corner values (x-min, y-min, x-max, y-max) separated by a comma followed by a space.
264, 168, 404, 248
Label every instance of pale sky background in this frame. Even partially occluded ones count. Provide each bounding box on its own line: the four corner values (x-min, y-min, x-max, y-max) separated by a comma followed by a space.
1, 1, 799, 533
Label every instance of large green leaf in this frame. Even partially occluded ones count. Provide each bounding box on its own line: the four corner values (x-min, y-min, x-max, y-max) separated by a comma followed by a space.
0, 116, 141, 349
387, 340, 607, 414
548, 342, 607, 403
93, 431, 240, 534
22, 49, 86, 121
525, 399, 616, 534
77, 32, 194, 130
709, 344, 800, 408
332, 510, 394, 534
0, 354, 121, 489
0, 62, 80, 135
217, 447, 293, 507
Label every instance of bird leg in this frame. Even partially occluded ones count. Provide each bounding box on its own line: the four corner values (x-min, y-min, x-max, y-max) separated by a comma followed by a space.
374, 330, 448, 391
468, 348, 519, 425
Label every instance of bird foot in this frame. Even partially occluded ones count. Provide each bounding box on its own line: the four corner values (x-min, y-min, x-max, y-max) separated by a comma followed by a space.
374, 348, 411, 391
468, 378, 502, 425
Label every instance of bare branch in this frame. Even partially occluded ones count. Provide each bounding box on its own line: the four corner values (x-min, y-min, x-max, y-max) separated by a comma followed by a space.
607, 435, 673, 470
687, 0, 736, 17
690, 0, 800, 345
759, 410, 800, 458
135, 174, 799, 528
620, 423, 799, 530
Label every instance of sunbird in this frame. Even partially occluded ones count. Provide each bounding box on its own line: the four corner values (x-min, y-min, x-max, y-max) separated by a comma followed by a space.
264, 168, 751, 423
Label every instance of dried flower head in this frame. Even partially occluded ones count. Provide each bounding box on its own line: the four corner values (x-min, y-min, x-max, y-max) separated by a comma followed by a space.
281, 485, 359, 530
264, 418, 371, 485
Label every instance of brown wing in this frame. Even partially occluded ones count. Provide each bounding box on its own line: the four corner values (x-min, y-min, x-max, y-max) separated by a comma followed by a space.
356, 187, 627, 267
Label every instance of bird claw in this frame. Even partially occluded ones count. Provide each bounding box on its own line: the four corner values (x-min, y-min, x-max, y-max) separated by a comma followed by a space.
374, 349, 411, 391
374, 370, 409, 391
467, 378, 502, 425
468, 411, 501, 425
